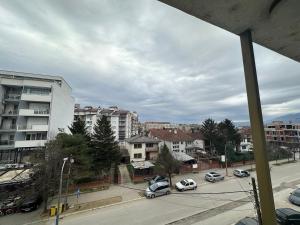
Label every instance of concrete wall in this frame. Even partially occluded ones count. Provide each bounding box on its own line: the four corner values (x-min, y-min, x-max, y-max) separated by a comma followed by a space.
48, 81, 74, 138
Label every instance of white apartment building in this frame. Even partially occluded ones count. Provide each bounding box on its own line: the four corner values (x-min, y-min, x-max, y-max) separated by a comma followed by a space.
74, 105, 139, 143
74, 105, 98, 134
0, 70, 74, 162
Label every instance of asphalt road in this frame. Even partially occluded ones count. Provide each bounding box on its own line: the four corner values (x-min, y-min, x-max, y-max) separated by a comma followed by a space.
29, 160, 300, 225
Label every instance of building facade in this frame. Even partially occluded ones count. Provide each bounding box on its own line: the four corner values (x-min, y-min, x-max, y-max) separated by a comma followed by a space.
125, 136, 160, 162
0, 70, 74, 162
74, 105, 139, 143
265, 121, 300, 147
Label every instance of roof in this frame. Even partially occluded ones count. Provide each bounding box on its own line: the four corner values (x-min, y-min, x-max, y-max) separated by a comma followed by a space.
187, 131, 204, 140
149, 128, 194, 142
159, 0, 300, 63
131, 161, 155, 169
0, 70, 71, 89
171, 152, 195, 162
125, 136, 160, 144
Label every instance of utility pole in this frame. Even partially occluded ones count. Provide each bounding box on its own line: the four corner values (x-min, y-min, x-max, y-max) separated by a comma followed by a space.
251, 177, 262, 225
64, 157, 74, 210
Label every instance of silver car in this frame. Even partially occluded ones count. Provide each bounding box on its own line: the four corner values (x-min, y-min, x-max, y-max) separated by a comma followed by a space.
205, 171, 224, 182
233, 169, 250, 178
289, 188, 300, 206
145, 181, 171, 198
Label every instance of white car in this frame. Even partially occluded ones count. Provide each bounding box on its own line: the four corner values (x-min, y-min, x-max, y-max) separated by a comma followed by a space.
175, 179, 197, 191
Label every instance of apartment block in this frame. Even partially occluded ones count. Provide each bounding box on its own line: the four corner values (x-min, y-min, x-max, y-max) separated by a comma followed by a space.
265, 121, 300, 146
74, 105, 139, 143
0, 70, 74, 162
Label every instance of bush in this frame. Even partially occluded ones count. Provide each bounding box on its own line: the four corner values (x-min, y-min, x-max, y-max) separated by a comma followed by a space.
73, 176, 97, 184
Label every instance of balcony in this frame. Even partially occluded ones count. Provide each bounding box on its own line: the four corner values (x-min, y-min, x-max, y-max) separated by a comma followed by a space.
4, 94, 21, 102
0, 124, 17, 132
1, 110, 18, 116
0, 140, 14, 149
15, 140, 47, 148
18, 109, 49, 117
17, 124, 49, 132
21, 93, 51, 102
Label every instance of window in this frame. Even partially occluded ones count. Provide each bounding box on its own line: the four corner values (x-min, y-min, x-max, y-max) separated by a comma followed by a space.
173, 141, 179, 145
134, 153, 142, 159
146, 143, 153, 148
181, 141, 183, 144
134, 144, 142, 149
242, 146, 246, 150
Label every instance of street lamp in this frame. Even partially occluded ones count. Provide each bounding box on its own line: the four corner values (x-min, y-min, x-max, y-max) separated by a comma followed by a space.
56, 157, 68, 225
64, 157, 74, 210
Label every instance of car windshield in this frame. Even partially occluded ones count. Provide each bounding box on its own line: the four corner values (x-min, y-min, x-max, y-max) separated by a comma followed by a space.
149, 184, 157, 192
213, 174, 220, 177
293, 191, 300, 197
180, 180, 187, 185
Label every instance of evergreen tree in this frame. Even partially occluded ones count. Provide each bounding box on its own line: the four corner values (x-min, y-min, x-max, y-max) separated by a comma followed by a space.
90, 115, 121, 176
155, 144, 180, 187
218, 118, 241, 154
201, 118, 218, 155
69, 118, 90, 141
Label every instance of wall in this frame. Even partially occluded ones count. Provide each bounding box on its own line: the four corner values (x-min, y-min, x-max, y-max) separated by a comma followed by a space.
126, 142, 146, 162
48, 80, 74, 138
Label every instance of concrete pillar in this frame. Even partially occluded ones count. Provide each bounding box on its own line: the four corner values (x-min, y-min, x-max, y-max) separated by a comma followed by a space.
240, 30, 277, 225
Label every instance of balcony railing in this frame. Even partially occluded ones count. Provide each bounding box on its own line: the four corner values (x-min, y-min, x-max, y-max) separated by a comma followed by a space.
0, 140, 14, 145
0, 124, 17, 130
2, 110, 18, 115
5, 94, 21, 101
17, 124, 48, 131
34, 109, 49, 115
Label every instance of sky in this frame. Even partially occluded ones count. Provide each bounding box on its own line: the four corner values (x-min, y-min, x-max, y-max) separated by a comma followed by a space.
0, 0, 299, 124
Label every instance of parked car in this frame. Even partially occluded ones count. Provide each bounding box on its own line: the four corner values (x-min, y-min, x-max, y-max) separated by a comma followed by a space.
205, 171, 224, 182
175, 179, 197, 191
289, 188, 300, 206
233, 169, 250, 178
19, 195, 43, 213
276, 208, 300, 225
145, 181, 171, 198
235, 217, 258, 225
147, 175, 169, 185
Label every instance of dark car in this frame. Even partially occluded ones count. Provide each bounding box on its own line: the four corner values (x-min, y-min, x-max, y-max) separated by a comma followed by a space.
19, 195, 43, 213
289, 188, 300, 206
147, 175, 169, 185
235, 217, 258, 225
276, 208, 300, 225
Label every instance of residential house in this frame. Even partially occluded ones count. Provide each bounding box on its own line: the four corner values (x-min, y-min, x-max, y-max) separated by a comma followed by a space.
148, 128, 194, 154
238, 127, 253, 153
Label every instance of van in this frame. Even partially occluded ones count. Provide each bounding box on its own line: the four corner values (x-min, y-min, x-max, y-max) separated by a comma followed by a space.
145, 181, 170, 198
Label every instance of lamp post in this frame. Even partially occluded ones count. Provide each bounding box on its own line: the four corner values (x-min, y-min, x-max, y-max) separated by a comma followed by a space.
55, 157, 68, 225
64, 157, 74, 210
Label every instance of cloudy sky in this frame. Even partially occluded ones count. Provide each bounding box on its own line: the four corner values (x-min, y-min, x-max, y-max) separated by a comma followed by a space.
0, 0, 299, 123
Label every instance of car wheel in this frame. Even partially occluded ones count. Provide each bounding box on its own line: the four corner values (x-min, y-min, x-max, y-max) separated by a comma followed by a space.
166, 191, 170, 195
193, 186, 197, 190
151, 194, 155, 199
6, 209, 14, 215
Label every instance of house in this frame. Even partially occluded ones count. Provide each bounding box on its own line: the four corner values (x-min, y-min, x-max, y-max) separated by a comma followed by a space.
185, 131, 205, 157
148, 128, 194, 154
125, 136, 160, 162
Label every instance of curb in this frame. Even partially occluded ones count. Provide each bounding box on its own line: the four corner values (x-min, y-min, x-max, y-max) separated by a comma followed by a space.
22, 197, 145, 225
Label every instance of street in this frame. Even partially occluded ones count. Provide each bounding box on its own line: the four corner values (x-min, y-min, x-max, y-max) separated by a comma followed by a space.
5, 160, 298, 225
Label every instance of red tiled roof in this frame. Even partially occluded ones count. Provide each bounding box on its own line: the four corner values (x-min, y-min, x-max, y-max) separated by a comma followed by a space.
187, 131, 204, 140
149, 128, 194, 142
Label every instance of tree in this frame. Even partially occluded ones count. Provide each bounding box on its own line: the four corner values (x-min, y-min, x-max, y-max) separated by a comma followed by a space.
217, 119, 241, 154
69, 118, 90, 140
33, 133, 89, 212
90, 115, 121, 176
155, 144, 180, 187
201, 118, 218, 155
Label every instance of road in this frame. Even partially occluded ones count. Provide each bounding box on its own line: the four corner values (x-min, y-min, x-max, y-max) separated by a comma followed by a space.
21, 160, 300, 225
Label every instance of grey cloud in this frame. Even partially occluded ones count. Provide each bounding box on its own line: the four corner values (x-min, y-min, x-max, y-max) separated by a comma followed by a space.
0, 0, 299, 123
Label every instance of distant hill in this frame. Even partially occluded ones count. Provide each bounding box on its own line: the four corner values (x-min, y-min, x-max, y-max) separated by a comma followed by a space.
268, 113, 300, 124
234, 113, 300, 127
